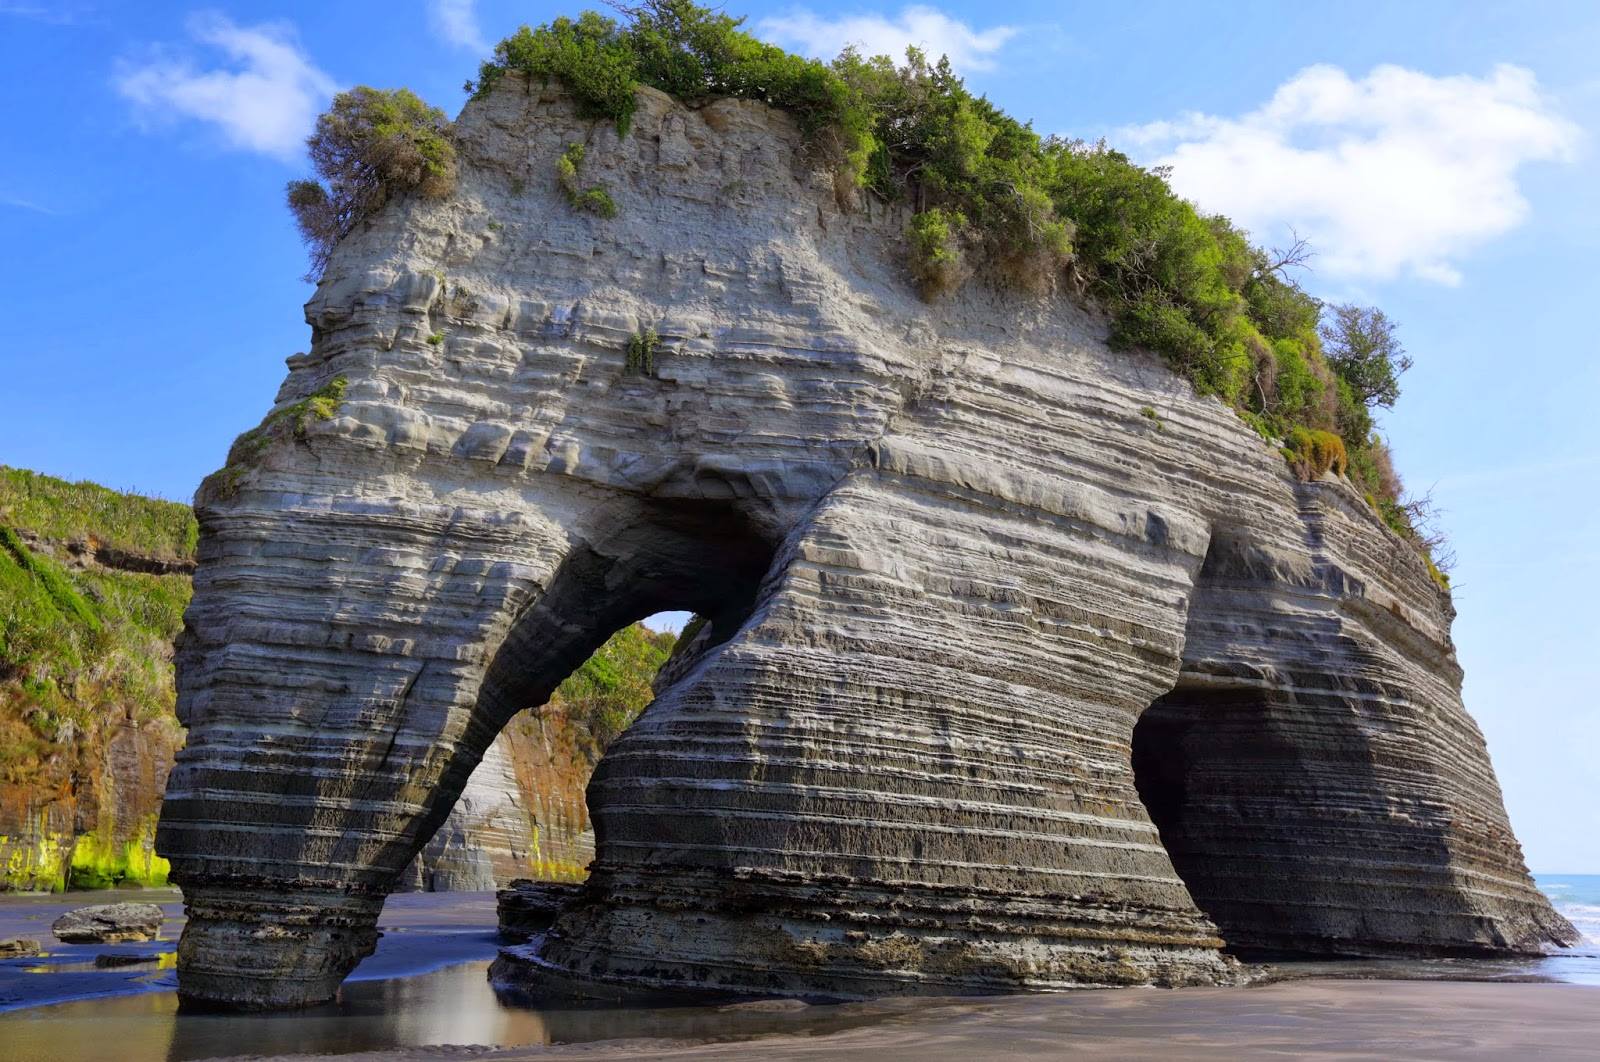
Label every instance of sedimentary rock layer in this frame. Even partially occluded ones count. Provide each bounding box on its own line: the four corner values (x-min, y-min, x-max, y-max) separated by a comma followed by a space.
401, 730, 535, 891
159, 80, 1575, 1008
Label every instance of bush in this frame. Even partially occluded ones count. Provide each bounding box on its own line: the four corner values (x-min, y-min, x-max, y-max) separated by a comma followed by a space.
556, 142, 618, 217
1283, 427, 1348, 480
472, 2, 861, 161
1347, 435, 1402, 503
625, 328, 660, 375
288, 87, 457, 279
908, 208, 967, 298
832, 46, 1071, 291
472, 12, 643, 133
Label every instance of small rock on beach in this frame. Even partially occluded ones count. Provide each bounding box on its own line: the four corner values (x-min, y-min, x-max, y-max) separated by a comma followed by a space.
52, 903, 164, 944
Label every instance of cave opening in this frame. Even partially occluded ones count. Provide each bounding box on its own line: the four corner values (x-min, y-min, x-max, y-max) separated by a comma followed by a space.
1131, 677, 1427, 961
1132, 683, 1324, 961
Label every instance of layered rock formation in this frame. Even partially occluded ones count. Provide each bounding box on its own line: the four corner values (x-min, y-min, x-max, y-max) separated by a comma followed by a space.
401, 730, 535, 891
1, 468, 569, 896
160, 79, 1576, 1009
403, 619, 675, 890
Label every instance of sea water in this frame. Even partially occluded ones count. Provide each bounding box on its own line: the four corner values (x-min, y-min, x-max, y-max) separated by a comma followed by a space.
1535, 873, 1600, 985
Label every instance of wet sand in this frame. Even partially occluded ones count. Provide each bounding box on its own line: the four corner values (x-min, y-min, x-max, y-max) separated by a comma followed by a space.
4, 891, 1597, 1060
248, 981, 1600, 1061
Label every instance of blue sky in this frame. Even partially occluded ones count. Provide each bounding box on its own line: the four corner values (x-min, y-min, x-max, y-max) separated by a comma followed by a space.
2, 1, 1596, 871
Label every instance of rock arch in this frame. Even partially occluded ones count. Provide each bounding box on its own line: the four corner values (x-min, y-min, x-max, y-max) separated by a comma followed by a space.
158, 82, 1574, 1009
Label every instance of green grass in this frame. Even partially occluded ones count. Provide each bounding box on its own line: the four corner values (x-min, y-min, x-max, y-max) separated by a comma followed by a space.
1, 473, 191, 848
549, 623, 677, 756
206, 375, 349, 500
0, 466, 196, 561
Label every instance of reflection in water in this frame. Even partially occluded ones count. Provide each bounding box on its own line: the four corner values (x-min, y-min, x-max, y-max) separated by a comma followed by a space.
0, 961, 918, 1062
2, 946, 1596, 1062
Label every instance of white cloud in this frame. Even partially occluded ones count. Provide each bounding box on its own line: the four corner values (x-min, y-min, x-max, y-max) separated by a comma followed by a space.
0, 192, 58, 215
115, 13, 337, 162
756, 5, 1016, 71
429, 0, 488, 53
0, 2, 92, 23
1124, 64, 1580, 285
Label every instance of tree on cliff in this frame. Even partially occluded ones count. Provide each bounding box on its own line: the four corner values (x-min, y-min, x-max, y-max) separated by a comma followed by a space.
1322, 304, 1413, 411
287, 87, 457, 280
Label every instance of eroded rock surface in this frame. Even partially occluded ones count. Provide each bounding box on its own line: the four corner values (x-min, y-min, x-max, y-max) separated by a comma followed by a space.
52, 902, 163, 943
498, 880, 585, 942
159, 80, 1576, 1009
402, 730, 535, 891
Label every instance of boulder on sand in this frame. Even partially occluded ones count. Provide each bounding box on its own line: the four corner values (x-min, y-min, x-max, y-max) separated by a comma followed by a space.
95, 952, 163, 967
51, 902, 164, 943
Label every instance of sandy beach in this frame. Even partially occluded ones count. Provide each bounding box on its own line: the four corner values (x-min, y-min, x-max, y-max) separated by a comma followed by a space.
284, 980, 1600, 1062
3, 888, 1597, 1061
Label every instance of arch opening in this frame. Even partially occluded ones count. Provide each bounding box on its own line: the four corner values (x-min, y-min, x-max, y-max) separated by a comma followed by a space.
406, 496, 780, 894
1131, 676, 1484, 961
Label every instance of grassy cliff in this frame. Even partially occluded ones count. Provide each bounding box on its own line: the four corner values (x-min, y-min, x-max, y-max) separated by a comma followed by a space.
0, 467, 194, 890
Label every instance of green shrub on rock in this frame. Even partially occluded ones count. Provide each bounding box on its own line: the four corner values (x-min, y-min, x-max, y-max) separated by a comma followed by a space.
908, 208, 967, 298
205, 376, 349, 501
625, 328, 660, 376
1282, 427, 1348, 480
472, 12, 644, 134
287, 87, 457, 279
472, 2, 863, 172
556, 143, 618, 217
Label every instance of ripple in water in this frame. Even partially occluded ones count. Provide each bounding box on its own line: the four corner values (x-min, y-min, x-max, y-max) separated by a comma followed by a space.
2, 879, 1595, 1060
0, 961, 930, 1062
